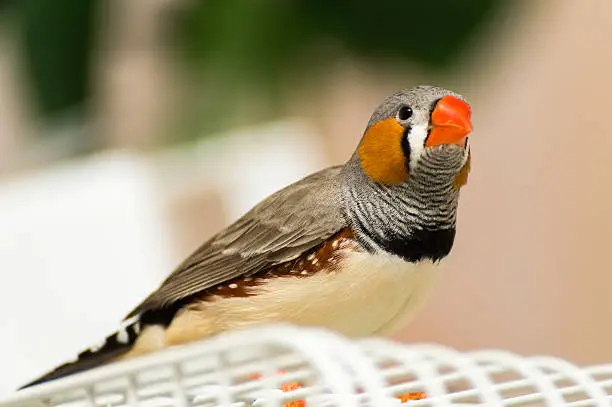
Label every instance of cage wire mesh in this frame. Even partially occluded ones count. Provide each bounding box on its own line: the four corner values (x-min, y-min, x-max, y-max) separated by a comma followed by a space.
2, 325, 611, 407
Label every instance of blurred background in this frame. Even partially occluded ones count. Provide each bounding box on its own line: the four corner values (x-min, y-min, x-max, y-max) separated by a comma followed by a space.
1, 0, 611, 394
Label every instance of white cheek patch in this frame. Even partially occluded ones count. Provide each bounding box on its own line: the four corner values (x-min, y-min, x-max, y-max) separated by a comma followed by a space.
407, 123, 429, 171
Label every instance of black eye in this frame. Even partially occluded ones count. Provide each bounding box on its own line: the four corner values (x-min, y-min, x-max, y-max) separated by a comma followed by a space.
398, 106, 413, 121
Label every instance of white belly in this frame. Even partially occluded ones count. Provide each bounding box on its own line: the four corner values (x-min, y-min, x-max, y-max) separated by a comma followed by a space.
162, 250, 444, 346
278, 250, 444, 337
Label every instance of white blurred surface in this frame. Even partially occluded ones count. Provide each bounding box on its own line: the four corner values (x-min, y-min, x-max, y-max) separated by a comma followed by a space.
0, 152, 174, 394
0, 121, 326, 396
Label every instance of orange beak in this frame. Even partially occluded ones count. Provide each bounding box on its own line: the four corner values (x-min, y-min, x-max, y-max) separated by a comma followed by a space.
425, 95, 472, 148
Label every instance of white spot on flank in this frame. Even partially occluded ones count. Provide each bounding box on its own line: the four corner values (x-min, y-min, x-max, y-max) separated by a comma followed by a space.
332, 240, 339, 249
133, 321, 141, 335
217, 286, 223, 290
244, 277, 253, 281
311, 258, 319, 265
301, 271, 308, 275
289, 269, 297, 273
229, 283, 238, 289
307, 254, 315, 261
338, 239, 351, 249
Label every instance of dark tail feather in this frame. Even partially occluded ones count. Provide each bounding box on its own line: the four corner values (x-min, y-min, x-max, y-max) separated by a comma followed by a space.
19, 320, 142, 390
19, 347, 130, 389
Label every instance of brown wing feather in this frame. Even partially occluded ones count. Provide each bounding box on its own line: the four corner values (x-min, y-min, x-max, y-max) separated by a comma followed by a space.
125, 166, 346, 318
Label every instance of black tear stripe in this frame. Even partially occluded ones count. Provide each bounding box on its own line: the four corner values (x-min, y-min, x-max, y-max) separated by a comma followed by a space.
430, 98, 442, 115
401, 126, 412, 173
423, 98, 442, 147
379, 228, 456, 263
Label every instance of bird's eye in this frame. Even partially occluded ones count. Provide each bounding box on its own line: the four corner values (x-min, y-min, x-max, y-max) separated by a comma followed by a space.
397, 106, 413, 121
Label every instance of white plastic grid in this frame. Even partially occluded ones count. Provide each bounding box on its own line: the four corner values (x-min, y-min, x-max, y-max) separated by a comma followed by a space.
2, 325, 611, 407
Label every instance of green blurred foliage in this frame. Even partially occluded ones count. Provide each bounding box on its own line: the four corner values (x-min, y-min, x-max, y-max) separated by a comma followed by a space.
173, 0, 510, 135
6, 0, 511, 137
178, 0, 506, 75
17, 0, 97, 121
0, 0, 11, 11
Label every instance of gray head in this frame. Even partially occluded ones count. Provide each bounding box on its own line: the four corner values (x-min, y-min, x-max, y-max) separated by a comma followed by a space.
341, 85, 473, 261
356, 85, 472, 186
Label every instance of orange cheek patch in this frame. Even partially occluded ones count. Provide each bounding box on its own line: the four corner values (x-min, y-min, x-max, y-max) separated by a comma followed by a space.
453, 151, 471, 189
357, 118, 409, 185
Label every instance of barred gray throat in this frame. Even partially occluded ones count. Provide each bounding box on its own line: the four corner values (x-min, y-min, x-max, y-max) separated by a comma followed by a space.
342, 147, 466, 262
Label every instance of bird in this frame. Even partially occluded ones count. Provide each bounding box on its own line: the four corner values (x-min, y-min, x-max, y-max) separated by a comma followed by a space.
21, 85, 473, 389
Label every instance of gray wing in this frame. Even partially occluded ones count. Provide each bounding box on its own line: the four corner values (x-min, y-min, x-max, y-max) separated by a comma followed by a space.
126, 166, 347, 318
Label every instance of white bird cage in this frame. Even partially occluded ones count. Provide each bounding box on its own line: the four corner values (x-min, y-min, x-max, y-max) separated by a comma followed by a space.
2, 325, 611, 407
